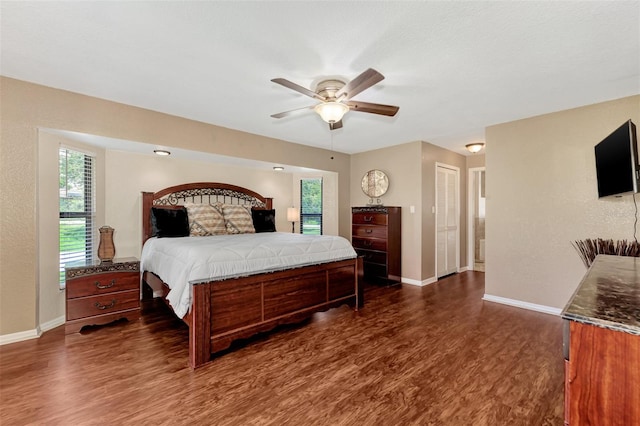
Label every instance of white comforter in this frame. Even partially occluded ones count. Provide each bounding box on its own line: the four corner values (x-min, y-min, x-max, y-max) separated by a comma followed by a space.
140, 232, 357, 318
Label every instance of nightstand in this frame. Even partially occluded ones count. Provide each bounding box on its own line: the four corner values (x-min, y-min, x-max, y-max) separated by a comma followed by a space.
65, 257, 140, 334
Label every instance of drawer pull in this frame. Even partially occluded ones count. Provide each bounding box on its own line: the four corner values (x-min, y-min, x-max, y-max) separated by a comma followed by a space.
364, 216, 373, 222
363, 241, 372, 246
95, 279, 116, 290
94, 299, 117, 310
365, 229, 373, 234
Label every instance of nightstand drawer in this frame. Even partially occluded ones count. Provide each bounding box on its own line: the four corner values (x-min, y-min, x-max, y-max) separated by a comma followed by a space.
352, 225, 387, 239
352, 237, 387, 252
66, 290, 139, 321
66, 272, 139, 299
353, 212, 388, 226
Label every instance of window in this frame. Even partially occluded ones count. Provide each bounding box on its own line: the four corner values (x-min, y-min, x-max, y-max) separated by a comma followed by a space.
59, 147, 95, 287
300, 178, 322, 235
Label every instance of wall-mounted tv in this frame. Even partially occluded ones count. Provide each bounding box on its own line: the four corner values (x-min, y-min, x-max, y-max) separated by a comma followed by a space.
594, 119, 639, 198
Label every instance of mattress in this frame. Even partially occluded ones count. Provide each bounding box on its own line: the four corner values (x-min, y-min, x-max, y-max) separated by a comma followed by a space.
140, 232, 357, 318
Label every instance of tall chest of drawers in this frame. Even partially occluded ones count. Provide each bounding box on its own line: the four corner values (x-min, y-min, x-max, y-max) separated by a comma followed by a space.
352, 206, 401, 283
65, 257, 140, 334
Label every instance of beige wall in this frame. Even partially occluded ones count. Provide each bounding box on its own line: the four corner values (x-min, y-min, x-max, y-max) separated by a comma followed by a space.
0, 77, 351, 336
466, 153, 485, 170
104, 150, 298, 258
350, 141, 467, 283
351, 142, 423, 282
421, 142, 468, 279
37, 133, 106, 328
485, 95, 640, 309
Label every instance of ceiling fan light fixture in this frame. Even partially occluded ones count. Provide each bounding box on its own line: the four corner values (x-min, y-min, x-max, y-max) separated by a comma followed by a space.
314, 102, 349, 123
465, 142, 485, 153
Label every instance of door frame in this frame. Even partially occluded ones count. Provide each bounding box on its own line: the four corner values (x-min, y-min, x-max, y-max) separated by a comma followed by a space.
435, 162, 460, 279
467, 167, 486, 271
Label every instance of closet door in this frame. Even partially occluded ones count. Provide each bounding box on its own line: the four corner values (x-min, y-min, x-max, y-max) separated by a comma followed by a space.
436, 165, 459, 278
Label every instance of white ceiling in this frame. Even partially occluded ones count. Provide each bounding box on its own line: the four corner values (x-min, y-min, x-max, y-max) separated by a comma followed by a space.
2, 1, 639, 155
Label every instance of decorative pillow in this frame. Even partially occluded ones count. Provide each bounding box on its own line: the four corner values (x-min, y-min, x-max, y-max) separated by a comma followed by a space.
151, 207, 190, 238
252, 209, 276, 233
184, 202, 226, 236
222, 204, 256, 234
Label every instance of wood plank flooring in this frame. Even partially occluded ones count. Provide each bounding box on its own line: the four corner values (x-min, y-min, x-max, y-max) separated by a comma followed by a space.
0, 272, 564, 425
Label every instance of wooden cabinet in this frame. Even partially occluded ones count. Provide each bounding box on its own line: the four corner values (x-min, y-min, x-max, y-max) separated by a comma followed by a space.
561, 255, 640, 425
351, 206, 401, 283
564, 321, 640, 425
65, 257, 140, 334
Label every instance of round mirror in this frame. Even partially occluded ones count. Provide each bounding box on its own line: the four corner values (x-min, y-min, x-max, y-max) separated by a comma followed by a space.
361, 170, 389, 198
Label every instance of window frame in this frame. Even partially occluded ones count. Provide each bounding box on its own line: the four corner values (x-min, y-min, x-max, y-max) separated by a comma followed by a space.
59, 147, 96, 288
299, 178, 323, 235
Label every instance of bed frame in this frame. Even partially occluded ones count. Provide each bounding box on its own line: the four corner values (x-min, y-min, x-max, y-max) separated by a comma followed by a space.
141, 182, 361, 368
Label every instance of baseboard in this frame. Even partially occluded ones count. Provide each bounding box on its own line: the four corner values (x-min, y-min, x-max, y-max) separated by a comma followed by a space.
0, 328, 39, 346
457, 266, 469, 273
402, 276, 437, 287
482, 294, 562, 316
40, 315, 65, 333
0, 315, 66, 346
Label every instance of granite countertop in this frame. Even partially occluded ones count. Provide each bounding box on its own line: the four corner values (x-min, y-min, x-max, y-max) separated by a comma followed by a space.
561, 254, 640, 335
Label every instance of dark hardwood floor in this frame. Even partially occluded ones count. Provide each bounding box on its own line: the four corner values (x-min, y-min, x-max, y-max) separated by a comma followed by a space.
0, 272, 564, 425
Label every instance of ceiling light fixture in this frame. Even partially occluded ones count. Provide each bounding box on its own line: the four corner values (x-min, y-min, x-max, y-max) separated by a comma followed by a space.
314, 102, 349, 123
465, 143, 485, 153
154, 149, 171, 156
273, 166, 284, 171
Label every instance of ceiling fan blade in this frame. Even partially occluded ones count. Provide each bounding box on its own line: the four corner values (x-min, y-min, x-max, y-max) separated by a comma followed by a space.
335, 68, 385, 100
346, 100, 399, 117
329, 120, 343, 131
271, 78, 326, 101
270, 105, 315, 119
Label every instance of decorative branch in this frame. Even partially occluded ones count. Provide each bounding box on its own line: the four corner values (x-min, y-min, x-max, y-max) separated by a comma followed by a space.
571, 238, 640, 268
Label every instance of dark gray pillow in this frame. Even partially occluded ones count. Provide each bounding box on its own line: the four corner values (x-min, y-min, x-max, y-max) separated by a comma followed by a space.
252, 209, 276, 233
151, 207, 190, 238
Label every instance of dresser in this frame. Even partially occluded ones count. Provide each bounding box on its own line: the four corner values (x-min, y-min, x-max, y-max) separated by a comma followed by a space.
351, 206, 401, 283
65, 257, 140, 334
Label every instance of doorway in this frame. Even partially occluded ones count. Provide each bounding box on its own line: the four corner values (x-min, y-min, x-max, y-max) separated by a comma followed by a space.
467, 168, 486, 272
436, 163, 460, 278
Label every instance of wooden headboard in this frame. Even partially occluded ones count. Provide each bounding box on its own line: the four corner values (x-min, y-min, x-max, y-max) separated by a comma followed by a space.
142, 182, 273, 244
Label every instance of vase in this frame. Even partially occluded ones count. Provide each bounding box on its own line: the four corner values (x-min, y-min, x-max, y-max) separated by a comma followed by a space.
97, 226, 115, 262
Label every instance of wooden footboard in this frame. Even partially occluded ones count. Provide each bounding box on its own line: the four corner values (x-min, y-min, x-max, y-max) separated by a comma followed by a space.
145, 257, 362, 368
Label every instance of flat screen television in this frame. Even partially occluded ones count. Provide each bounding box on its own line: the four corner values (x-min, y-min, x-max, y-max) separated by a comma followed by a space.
594, 119, 639, 198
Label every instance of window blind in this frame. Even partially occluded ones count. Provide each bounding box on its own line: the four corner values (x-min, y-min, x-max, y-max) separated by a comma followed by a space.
59, 148, 95, 287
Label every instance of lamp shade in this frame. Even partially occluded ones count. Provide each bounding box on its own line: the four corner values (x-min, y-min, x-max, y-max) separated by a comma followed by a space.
287, 207, 299, 222
465, 143, 485, 153
314, 102, 349, 123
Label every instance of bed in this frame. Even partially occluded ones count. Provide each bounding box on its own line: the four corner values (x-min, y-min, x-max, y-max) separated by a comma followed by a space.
141, 182, 362, 368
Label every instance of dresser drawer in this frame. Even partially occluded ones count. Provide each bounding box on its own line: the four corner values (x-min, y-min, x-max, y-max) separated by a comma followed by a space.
355, 249, 387, 265
352, 225, 387, 239
66, 272, 139, 299
352, 237, 387, 252
363, 262, 388, 278
352, 212, 388, 226
66, 290, 139, 321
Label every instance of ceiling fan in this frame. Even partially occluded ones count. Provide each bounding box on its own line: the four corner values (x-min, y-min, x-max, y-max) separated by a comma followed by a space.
270, 68, 399, 130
